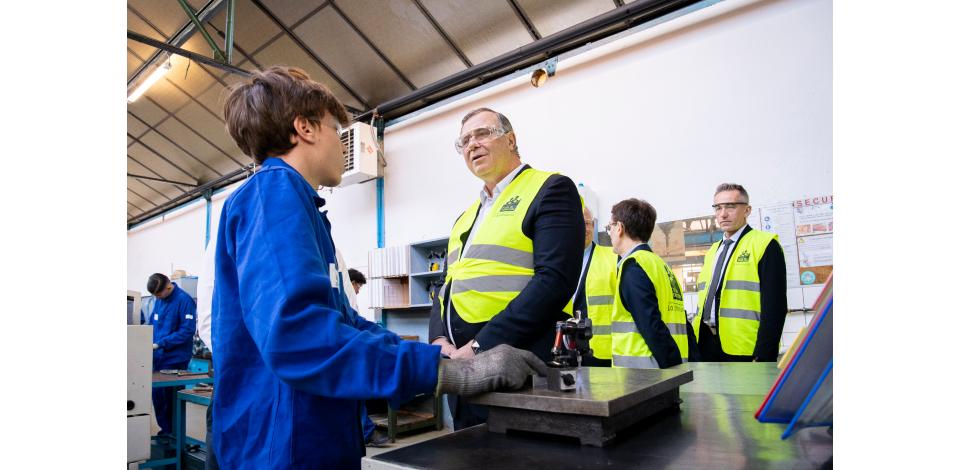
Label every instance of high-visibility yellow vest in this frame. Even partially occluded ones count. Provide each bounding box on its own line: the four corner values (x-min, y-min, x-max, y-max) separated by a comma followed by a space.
693, 229, 777, 356
562, 244, 618, 360
611, 248, 688, 368
439, 168, 554, 324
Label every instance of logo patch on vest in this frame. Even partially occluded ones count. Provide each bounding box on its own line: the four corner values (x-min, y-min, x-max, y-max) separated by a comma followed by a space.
500, 196, 521, 212
736, 250, 750, 262
664, 265, 683, 301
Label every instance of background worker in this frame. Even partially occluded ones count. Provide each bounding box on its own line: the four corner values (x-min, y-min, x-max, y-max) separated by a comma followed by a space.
146, 272, 197, 436
607, 199, 687, 369
693, 183, 787, 362
563, 205, 618, 366
428, 107, 583, 429
213, 66, 547, 469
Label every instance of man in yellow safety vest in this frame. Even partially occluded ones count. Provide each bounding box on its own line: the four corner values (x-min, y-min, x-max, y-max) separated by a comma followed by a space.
427, 107, 583, 429
692, 183, 787, 362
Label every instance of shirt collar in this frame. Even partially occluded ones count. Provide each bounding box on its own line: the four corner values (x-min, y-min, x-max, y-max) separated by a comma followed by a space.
723, 224, 748, 243
260, 157, 326, 208
479, 163, 525, 204
617, 242, 651, 267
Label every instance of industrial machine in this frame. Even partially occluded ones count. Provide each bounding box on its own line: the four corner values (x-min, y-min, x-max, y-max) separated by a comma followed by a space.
128, 323, 153, 466
127, 290, 142, 325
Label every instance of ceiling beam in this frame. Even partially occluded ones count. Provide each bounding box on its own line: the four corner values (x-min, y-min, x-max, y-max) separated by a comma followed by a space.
328, 0, 416, 91
411, 0, 473, 68
128, 173, 199, 187
249, 0, 370, 109
128, 110, 227, 177
127, 154, 188, 197
506, 0, 542, 41
128, 30, 253, 77
176, 0, 228, 62
359, 0, 697, 121
128, 132, 201, 182
128, 0, 228, 87
128, 164, 255, 228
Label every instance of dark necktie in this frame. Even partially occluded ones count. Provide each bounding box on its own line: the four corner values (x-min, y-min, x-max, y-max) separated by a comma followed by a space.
703, 239, 734, 330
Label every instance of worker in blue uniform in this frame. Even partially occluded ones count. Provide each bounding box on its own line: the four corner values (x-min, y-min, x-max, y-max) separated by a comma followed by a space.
146, 272, 197, 436
213, 66, 548, 469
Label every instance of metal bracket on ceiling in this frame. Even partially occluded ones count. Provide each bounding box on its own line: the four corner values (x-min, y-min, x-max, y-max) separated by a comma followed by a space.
544, 57, 558, 77
177, 0, 227, 62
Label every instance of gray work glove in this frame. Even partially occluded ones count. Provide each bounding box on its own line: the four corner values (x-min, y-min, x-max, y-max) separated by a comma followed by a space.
437, 344, 550, 397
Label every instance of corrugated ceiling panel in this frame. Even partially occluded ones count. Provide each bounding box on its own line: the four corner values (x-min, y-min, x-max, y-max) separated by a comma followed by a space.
207, 0, 281, 54
143, 77, 192, 115
193, 76, 240, 116
128, 114, 150, 138
294, 9, 410, 105
259, 0, 324, 27
252, 35, 365, 110
127, 10, 166, 67
420, 0, 532, 64
336, 0, 466, 88
517, 0, 614, 37
128, 98, 170, 127
138, 132, 213, 181
156, 118, 241, 179
128, 0, 187, 38
128, 142, 197, 183
163, 45, 221, 96
128, 50, 145, 78
175, 102, 244, 159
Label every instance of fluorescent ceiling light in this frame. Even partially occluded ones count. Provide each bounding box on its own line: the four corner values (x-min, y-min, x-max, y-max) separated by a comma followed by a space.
128, 59, 172, 103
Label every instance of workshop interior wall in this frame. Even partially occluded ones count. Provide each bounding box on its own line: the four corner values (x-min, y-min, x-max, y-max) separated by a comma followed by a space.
127, 0, 831, 329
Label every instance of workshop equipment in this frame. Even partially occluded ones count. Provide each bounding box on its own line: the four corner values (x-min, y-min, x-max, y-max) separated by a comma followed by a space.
127, 325, 152, 465
545, 310, 592, 391
470, 367, 693, 446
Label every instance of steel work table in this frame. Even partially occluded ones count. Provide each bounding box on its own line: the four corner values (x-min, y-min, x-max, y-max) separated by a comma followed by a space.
362, 363, 832, 469
141, 373, 214, 469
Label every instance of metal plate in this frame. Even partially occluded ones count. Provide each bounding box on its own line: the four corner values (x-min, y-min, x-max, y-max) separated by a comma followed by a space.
469, 366, 693, 417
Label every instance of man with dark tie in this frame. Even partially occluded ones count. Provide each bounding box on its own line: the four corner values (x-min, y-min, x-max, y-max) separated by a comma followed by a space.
692, 183, 787, 362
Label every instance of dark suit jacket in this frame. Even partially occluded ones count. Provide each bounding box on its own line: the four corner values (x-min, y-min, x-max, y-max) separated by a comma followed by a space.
428, 165, 583, 361
698, 224, 788, 361
619, 244, 683, 368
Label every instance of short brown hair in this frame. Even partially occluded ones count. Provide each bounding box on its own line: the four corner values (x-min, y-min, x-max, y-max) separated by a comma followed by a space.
611, 198, 657, 242
714, 183, 749, 203
223, 66, 350, 164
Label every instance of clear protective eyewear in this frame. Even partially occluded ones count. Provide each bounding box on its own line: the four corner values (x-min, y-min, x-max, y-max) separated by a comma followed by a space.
711, 202, 748, 213
454, 126, 508, 154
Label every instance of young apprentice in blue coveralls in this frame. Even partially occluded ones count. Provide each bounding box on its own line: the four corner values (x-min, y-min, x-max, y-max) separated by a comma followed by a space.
146, 272, 197, 436
212, 66, 549, 469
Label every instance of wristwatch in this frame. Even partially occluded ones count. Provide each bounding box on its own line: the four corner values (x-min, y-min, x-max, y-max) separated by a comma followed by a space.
471, 340, 481, 355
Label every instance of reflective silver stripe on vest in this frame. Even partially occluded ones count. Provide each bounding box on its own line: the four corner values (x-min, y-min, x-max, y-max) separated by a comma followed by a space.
665, 322, 687, 336
697, 282, 706, 290
449, 247, 460, 262
592, 324, 611, 335
724, 280, 760, 292
450, 275, 531, 294
587, 295, 614, 305
462, 244, 534, 269
611, 321, 638, 334
612, 355, 660, 369
719, 308, 761, 321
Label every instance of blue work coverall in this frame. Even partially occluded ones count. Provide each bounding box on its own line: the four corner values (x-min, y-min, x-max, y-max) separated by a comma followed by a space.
212, 158, 440, 469
149, 282, 197, 434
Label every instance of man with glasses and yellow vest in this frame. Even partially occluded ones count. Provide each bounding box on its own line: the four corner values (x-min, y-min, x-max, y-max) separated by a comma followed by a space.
562, 205, 618, 367
607, 199, 687, 369
693, 183, 787, 362
428, 107, 583, 429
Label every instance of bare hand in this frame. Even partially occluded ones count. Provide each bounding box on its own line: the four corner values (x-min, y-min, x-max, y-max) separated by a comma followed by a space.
449, 342, 476, 360
431, 337, 458, 356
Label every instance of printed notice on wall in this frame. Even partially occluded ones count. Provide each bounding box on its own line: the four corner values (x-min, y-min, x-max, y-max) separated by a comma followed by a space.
795, 196, 834, 236
797, 233, 832, 285
757, 202, 801, 287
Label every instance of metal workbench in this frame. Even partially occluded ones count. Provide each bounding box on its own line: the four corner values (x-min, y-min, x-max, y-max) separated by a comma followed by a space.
363, 363, 832, 469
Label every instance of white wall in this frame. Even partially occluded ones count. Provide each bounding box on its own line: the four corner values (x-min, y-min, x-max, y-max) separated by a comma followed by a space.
381, 0, 832, 245
127, 0, 832, 323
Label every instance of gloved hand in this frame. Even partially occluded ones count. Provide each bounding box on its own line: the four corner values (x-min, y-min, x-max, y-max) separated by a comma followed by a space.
437, 344, 549, 397
152, 343, 159, 350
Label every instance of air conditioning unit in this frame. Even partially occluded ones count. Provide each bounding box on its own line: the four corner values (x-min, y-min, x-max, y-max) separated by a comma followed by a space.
339, 122, 381, 187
